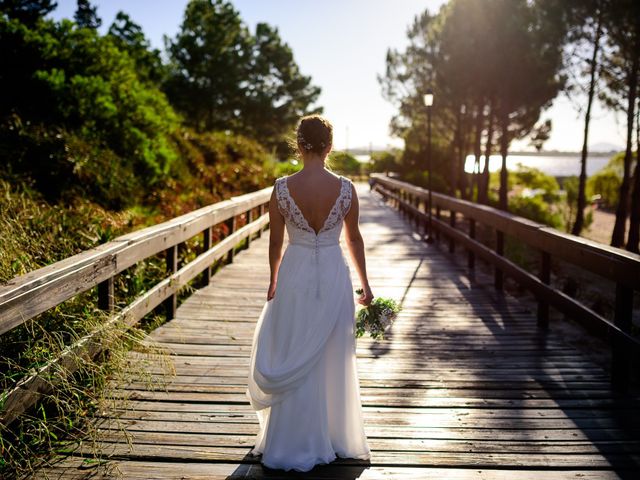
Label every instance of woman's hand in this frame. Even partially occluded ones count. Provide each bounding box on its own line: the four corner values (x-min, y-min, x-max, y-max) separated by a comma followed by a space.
357, 284, 374, 306
267, 280, 277, 301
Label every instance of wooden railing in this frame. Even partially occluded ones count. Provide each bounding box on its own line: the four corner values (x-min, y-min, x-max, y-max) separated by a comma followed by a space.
370, 173, 640, 390
0, 186, 272, 426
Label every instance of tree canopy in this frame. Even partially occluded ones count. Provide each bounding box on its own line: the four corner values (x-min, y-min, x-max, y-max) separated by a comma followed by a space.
163, 0, 321, 153
380, 0, 566, 207
0, 0, 319, 209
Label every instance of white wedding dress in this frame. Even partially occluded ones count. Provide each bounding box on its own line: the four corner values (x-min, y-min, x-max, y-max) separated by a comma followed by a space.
245, 175, 371, 472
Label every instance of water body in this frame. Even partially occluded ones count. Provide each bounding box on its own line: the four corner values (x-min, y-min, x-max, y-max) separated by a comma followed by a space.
463, 154, 613, 177
356, 153, 614, 177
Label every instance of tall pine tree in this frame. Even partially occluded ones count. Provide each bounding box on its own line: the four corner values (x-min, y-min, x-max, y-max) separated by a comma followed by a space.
164, 0, 320, 152
74, 0, 101, 29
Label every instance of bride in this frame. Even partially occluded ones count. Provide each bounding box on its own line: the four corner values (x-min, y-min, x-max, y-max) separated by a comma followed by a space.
245, 115, 373, 472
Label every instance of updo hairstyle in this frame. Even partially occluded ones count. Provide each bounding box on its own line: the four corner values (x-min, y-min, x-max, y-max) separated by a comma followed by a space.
295, 115, 333, 155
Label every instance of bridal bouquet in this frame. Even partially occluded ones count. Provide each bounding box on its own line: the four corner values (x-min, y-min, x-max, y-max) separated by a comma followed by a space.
354, 288, 402, 340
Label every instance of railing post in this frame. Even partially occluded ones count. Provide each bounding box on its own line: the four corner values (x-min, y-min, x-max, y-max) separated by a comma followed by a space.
164, 244, 178, 320
246, 208, 254, 247
226, 216, 237, 263
537, 251, 550, 328
202, 227, 213, 287
419, 197, 425, 238
97, 278, 114, 312
435, 206, 441, 243
611, 283, 633, 391
495, 230, 504, 291
257, 204, 266, 238
449, 210, 456, 253
401, 190, 406, 215
401, 190, 406, 217
467, 218, 475, 269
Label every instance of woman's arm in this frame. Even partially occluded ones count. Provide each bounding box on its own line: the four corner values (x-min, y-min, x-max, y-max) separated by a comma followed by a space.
267, 186, 285, 300
343, 183, 374, 306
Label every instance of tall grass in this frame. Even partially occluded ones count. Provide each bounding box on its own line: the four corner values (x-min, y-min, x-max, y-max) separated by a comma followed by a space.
0, 162, 275, 475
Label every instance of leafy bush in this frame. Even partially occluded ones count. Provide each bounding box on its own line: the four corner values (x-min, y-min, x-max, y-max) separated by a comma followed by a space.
508, 195, 563, 229
271, 159, 303, 177
327, 151, 362, 175
587, 168, 620, 209
1, 17, 179, 207
403, 169, 448, 193
511, 164, 560, 202
585, 152, 631, 209
368, 150, 400, 173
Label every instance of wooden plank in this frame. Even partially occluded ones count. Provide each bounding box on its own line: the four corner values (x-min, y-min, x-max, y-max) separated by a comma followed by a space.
33, 460, 628, 480
53, 442, 640, 468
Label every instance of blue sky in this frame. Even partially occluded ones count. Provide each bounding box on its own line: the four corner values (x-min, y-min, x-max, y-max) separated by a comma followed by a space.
50, 0, 626, 152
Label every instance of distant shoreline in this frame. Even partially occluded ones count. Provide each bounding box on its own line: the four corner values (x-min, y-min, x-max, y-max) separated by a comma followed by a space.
507, 150, 618, 157
345, 147, 620, 157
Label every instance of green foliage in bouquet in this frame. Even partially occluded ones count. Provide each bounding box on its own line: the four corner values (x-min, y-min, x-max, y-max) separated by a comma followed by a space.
354, 288, 402, 340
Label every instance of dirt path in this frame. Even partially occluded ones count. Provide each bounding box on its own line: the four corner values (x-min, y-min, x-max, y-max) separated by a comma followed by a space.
582, 208, 630, 245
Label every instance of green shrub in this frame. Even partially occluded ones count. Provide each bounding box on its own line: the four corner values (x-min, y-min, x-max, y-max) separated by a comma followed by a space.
368, 150, 400, 173
1, 17, 179, 207
512, 164, 560, 202
403, 169, 448, 194
272, 159, 303, 177
585, 151, 639, 209
508, 195, 563, 229
327, 151, 361, 175
587, 166, 622, 209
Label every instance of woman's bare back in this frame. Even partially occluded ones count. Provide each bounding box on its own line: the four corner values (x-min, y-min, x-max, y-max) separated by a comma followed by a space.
285, 170, 343, 235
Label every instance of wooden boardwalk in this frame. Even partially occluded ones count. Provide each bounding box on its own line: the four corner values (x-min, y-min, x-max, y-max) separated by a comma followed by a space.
36, 183, 640, 479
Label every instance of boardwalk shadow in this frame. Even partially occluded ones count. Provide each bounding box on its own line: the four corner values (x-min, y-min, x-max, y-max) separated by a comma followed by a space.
433, 240, 640, 478
368, 191, 640, 478
226, 453, 371, 479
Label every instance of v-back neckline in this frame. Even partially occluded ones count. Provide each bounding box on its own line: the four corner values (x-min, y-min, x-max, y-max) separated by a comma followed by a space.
283, 176, 344, 236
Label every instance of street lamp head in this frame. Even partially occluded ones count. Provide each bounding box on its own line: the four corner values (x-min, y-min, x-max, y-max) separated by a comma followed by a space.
423, 89, 434, 107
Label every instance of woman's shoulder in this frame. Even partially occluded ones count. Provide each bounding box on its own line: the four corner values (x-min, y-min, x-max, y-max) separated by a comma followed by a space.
326, 171, 350, 184
274, 174, 290, 185
336, 173, 354, 189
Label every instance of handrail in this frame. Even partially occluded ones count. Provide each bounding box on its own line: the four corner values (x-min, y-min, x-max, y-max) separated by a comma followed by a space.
0, 186, 273, 425
370, 173, 640, 390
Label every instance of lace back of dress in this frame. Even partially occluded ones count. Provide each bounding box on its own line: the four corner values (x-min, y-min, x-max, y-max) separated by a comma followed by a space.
275, 176, 352, 234
275, 178, 305, 232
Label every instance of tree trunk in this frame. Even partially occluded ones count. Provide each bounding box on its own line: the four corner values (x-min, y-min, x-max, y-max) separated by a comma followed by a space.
627, 97, 640, 252
473, 102, 484, 202
499, 110, 509, 211
572, 10, 602, 236
451, 106, 462, 197
611, 36, 639, 247
479, 101, 494, 205
459, 119, 470, 200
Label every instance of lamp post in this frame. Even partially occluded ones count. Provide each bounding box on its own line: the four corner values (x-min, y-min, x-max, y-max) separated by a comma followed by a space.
423, 89, 434, 244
